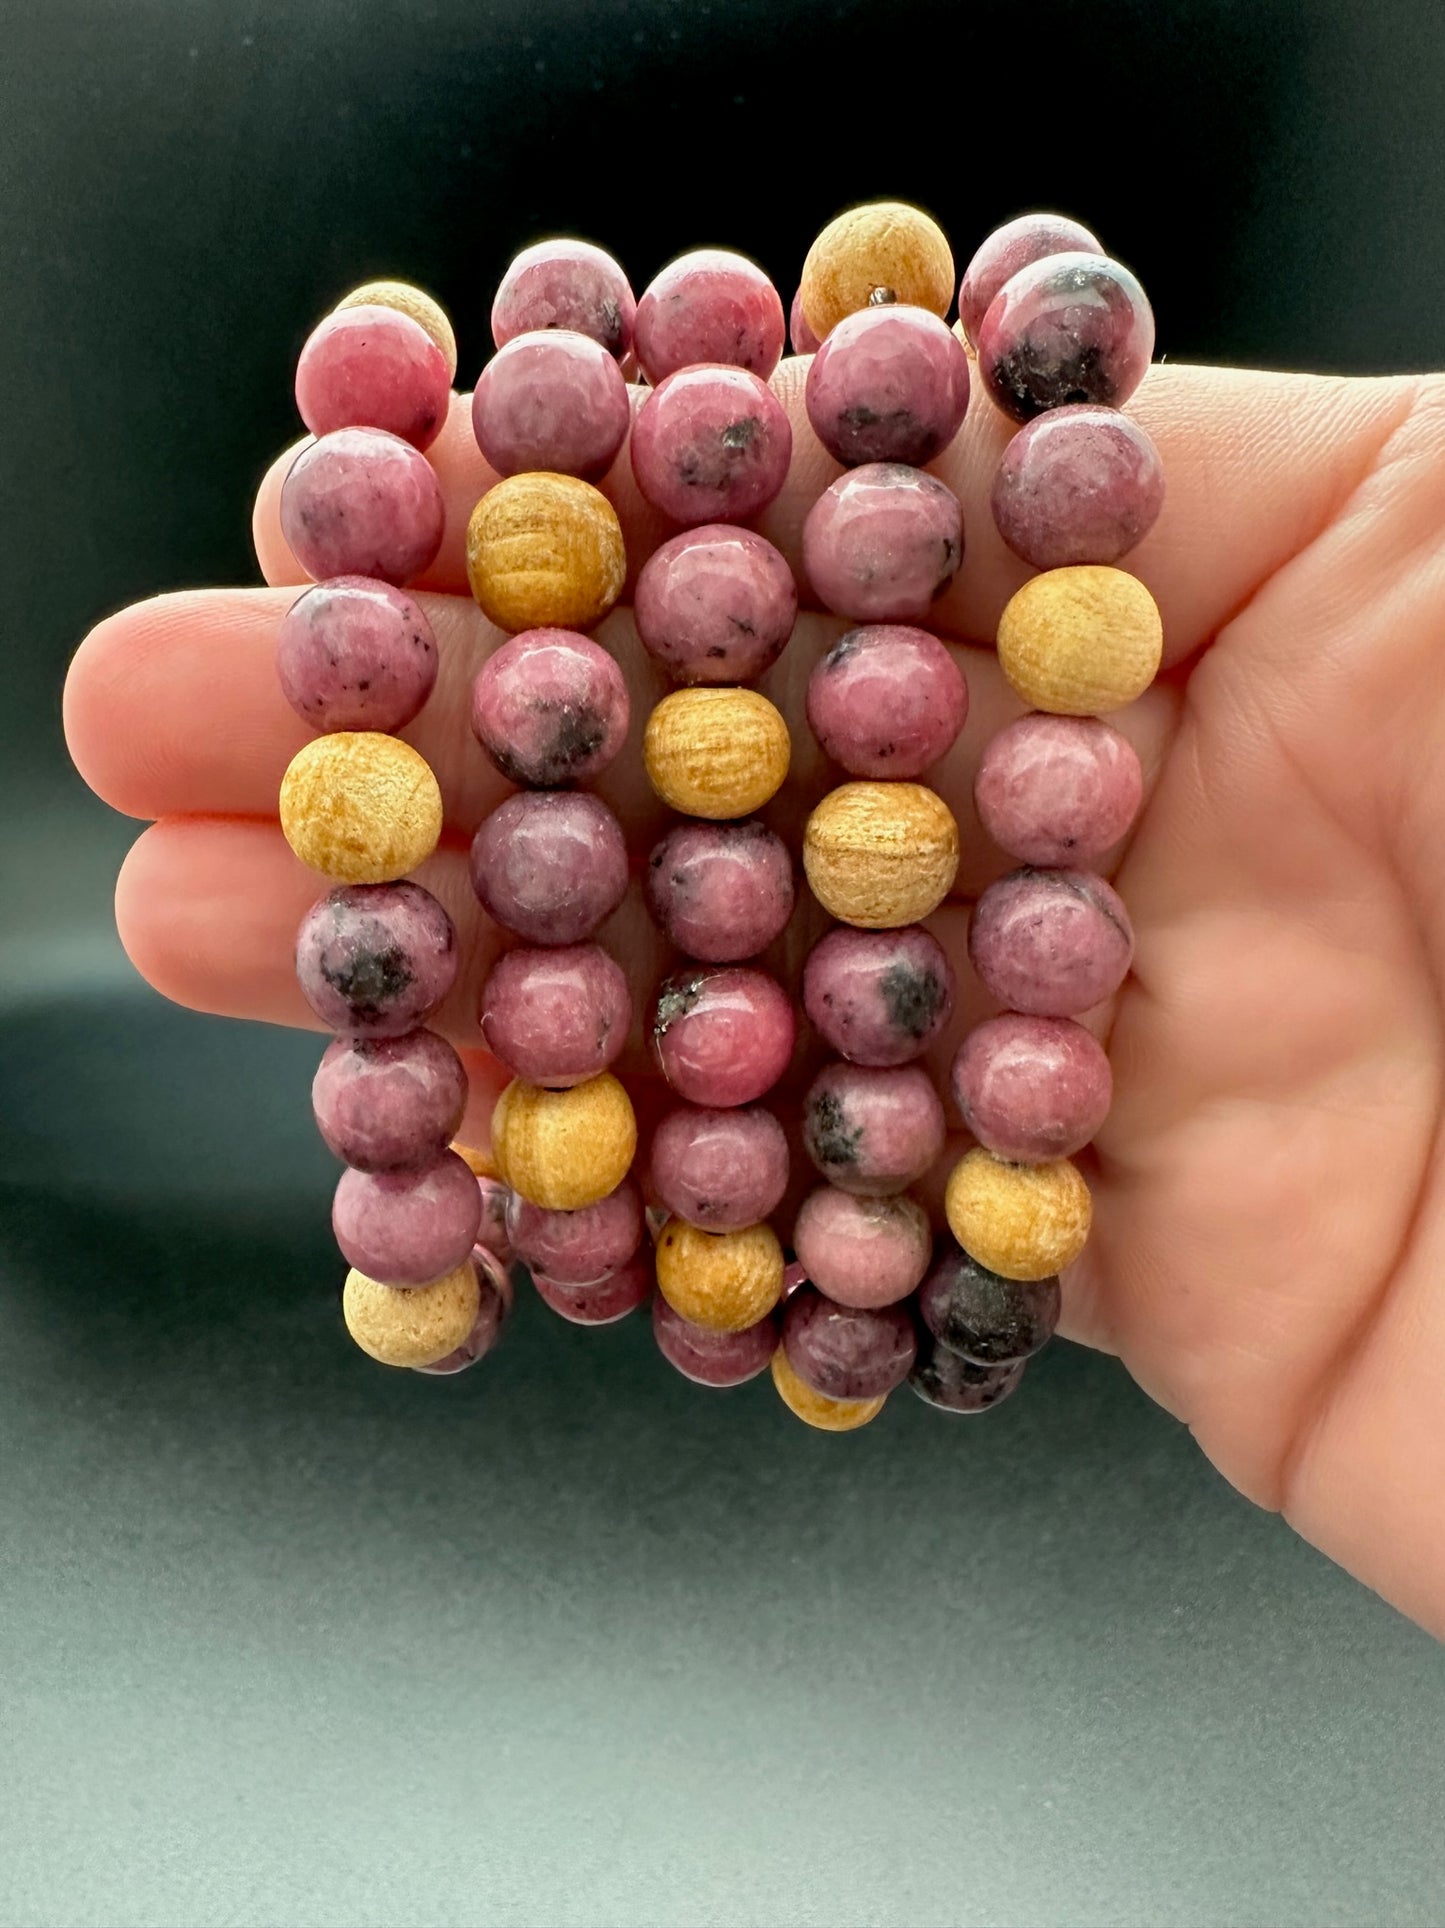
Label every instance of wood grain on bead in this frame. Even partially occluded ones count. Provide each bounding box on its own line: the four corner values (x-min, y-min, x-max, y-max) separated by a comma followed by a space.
799, 201, 954, 342
769, 1345, 887, 1431
342, 1259, 481, 1367
490, 1072, 637, 1211
803, 781, 959, 928
279, 732, 443, 884
996, 565, 1163, 715
655, 1217, 784, 1333
335, 279, 458, 381
466, 472, 626, 633
943, 1147, 1092, 1282
643, 688, 790, 819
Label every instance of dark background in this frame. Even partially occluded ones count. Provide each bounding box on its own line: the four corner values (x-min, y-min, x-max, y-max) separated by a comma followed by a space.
4, 2, 1445, 1923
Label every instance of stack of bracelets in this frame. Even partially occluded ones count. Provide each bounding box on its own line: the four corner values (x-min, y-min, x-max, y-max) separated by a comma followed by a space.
271, 199, 1162, 1430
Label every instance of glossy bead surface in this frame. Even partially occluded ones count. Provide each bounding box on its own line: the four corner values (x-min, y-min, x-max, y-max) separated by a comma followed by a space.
466, 472, 626, 634
277, 578, 438, 735
655, 1217, 784, 1333
969, 867, 1134, 1016
343, 1259, 480, 1367
802, 463, 962, 624
472, 330, 630, 480
909, 1342, 1026, 1414
646, 820, 794, 963
491, 239, 636, 360
281, 428, 445, 586
635, 249, 785, 384
789, 288, 821, 356
803, 781, 959, 929
470, 791, 627, 945
295, 305, 451, 451
336, 280, 457, 380
474, 1174, 514, 1264
652, 1293, 778, 1386
643, 688, 790, 820
806, 624, 967, 779
770, 1345, 886, 1431
647, 1104, 789, 1232
312, 1029, 467, 1172
634, 524, 797, 685
506, 1178, 643, 1286
534, 1251, 652, 1325
997, 564, 1163, 716
944, 1149, 1091, 1281
333, 1149, 483, 1286
805, 305, 969, 467
957, 213, 1103, 347
953, 1013, 1112, 1163
296, 882, 457, 1037
792, 1187, 931, 1308
782, 1286, 916, 1400
491, 1072, 637, 1212
799, 201, 954, 341
802, 923, 954, 1066
802, 1061, 945, 1196
470, 628, 629, 788
630, 366, 792, 525
975, 714, 1143, 866
918, 1241, 1061, 1363
652, 968, 795, 1108
480, 943, 630, 1087
977, 252, 1154, 423
992, 405, 1165, 569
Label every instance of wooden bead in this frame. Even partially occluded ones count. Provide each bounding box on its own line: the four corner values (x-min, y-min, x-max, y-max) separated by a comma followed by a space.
944, 1148, 1092, 1281
451, 1140, 500, 1179
996, 565, 1163, 715
343, 1259, 480, 1367
770, 1346, 887, 1431
279, 731, 443, 883
491, 1072, 636, 1211
466, 472, 626, 633
799, 201, 955, 342
655, 1218, 784, 1332
803, 781, 959, 928
335, 279, 457, 381
643, 688, 791, 820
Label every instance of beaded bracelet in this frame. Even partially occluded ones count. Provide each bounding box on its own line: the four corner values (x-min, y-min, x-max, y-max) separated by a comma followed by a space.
272, 199, 1163, 1430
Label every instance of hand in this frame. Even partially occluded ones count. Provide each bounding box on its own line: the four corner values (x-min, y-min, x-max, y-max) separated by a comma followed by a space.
64, 356, 1445, 1638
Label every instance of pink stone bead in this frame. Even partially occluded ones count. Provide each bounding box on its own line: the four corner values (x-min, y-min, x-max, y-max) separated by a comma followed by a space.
957, 212, 1103, 347
952, 1012, 1112, 1163
969, 867, 1134, 1016
652, 1292, 779, 1387
634, 249, 786, 385
802, 924, 954, 1068
469, 792, 627, 945
412, 1266, 509, 1376
472, 330, 630, 480
805, 624, 968, 779
919, 1243, 1060, 1365
470, 629, 630, 788
802, 1061, 945, 1196
651, 968, 796, 1107
645, 820, 794, 963
630, 366, 792, 525
295, 305, 452, 450
491, 239, 636, 360
805, 305, 970, 468
296, 882, 457, 1037
647, 1104, 789, 1232
312, 1029, 468, 1173
974, 714, 1144, 866
802, 463, 962, 623
792, 1187, 931, 1308
332, 1149, 482, 1286
476, 1176, 514, 1265
633, 524, 798, 685
533, 1250, 652, 1325
789, 288, 821, 356
506, 1178, 643, 1286
280, 428, 445, 586
991, 404, 1165, 569
277, 577, 438, 734
480, 943, 631, 1087
977, 252, 1155, 423
782, 1286, 916, 1400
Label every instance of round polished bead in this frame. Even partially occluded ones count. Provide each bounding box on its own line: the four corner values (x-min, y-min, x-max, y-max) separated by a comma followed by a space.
953, 1013, 1112, 1163
909, 1341, 1026, 1414
506, 1177, 643, 1286
802, 463, 962, 623
970, 867, 1134, 1016
805, 305, 970, 467
296, 882, 457, 1037
634, 524, 797, 685
645, 820, 794, 963
789, 288, 821, 356
466, 471, 626, 634
792, 1187, 931, 1308
480, 943, 631, 1087
799, 201, 954, 341
343, 1259, 480, 1367
782, 1286, 916, 1400
470, 629, 630, 788
647, 1104, 789, 1232
957, 212, 1103, 347
802, 1061, 945, 1196
534, 1251, 652, 1325
944, 1148, 1091, 1282
803, 781, 959, 929
919, 1241, 1061, 1363
469, 791, 627, 945
655, 1218, 784, 1333
652, 968, 795, 1108
411, 1266, 509, 1375
635, 249, 786, 385
997, 565, 1163, 716
280, 428, 445, 586
333, 1149, 483, 1286
491, 239, 636, 360
992, 405, 1165, 569
491, 1072, 637, 1212
631, 366, 792, 525
770, 1344, 886, 1431
280, 732, 442, 884
472, 330, 630, 480
977, 252, 1154, 423
336, 280, 457, 381
643, 687, 790, 820
652, 1292, 778, 1387
277, 578, 438, 735
806, 625, 967, 779
474, 1174, 514, 1265
802, 923, 954, 1066
975, 714, 1143, 866
312, 1029, 467, 1172
295, 305, 451, 451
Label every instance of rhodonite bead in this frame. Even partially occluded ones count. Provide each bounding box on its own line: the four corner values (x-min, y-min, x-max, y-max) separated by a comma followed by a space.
792, 1187, 931, 1308
474, 1174, 514, 1264
918, 1241, 1061, 1363
646, 820, 794, 962
633, 524, 797, 685
277, 578, 438, 735
782, 1286, 916, 1400
803, 781, 959, 929
336, 279, 457, 381
643, 688, 790, 820
655, 1218, 784, 1332
975, 714, 1144, 865
534, 1250, 652, 1325
343, 1258, 480, 1367
802, 923, 954, 1066
969, 867, 1134, 1016
952, 1013, 1113, 1163
789, 289, 821, 356
977, 252, 1155, 422
491, 239, 636, 361
312, 1029, 468, 1172
991, 405, 1165, 569
295, 305, 451, 450
491, 1072, 638, 1211
333, 1149, 483, 1286
805, 625, 968, 779
472, 330, 630, 480
802, 1061, 945, 1196
647, 1104, 789, 1232
652, 1293, 778, 1387
296, 882, 457, 1036
802, 464, 962, 623
411, 1264, 509, 1375
506, 1177, 643, 1285
630, 366, 792, 525
281, 428, 445, 586
770, 1346, 886, 1431
909, 1342, 1026, 1414
799, 201, 954, 341
997, 565, 1163, 716
469, 791, 627, 945
279, 732, 442, 885
466, 472, 626, 634
652, 968, 795, 1107
957, 212, 1103, 347
470, 629, 630, 788
805, 305, 970, 467
944, 1148, 1092, 1281
480, 943, 631, 1087
634, 249, 786, 384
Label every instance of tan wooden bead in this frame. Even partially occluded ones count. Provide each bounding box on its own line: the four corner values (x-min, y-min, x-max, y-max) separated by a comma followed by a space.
279, 731, 443, 884
944, 1148, 1092, 1282
343, 1259, 480, 1368
643, 688, 791, 819
466, 472, 626, 633
803, 781, 959, 928
770, 1347, 887, 1432
655, 1218, 784, 1333
799, 200, 955, 342
491, 1072, 637, 1211
997, 564, 1163, 716
335, 279, 458, 382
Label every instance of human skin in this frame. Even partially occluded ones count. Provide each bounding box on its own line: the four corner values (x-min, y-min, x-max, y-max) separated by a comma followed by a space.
64, 354, 1445, 1639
